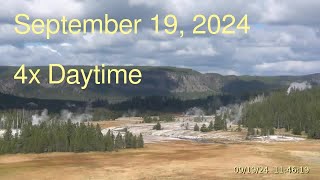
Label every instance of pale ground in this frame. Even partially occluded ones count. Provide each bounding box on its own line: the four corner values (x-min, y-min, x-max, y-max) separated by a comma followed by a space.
96, 117, 306, 143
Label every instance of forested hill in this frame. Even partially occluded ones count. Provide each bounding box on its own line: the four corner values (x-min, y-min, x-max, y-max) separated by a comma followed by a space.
0, 66, 320, 102
0, 92, 85, 112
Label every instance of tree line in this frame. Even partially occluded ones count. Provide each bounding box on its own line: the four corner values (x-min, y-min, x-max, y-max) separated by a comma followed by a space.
107, 95, 239, 115
242, 88, 320, 139
0, 120, 144, 154
0, 94, 241, 121
143, 114, 175, 123
194, 114, 227, 132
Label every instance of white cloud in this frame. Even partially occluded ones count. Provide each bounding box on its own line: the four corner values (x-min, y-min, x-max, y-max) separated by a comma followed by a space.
175, 45, 217, 57
0, 0, 319, 75
254, 61, 320, 75
0, 0, 83, 21
40, 45, 62, 56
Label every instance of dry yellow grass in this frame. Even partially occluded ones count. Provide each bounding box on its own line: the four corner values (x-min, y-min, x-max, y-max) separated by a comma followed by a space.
89, 117, 143, 128
0, 140, 319, 180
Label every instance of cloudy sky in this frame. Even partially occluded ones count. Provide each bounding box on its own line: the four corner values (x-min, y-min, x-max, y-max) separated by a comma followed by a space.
1, 0, 320, 75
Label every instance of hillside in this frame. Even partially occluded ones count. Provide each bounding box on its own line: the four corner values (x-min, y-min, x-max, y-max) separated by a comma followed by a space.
0, 92, 85, 112
0, 66, 319, 102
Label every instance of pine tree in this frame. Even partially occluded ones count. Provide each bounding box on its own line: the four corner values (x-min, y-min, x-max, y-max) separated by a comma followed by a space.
214, 114, 225, 131
3, 125, 12, 142
153, 122, 161, 130
115, 132, 124, 150
132, 135, 137, 148
194, 123, 200, 131
95, 124, 104, 151
105, 130, 114, 152
125, 132, 134, 148
208, 121, 214, 131
125, 131, 130, 148
137, 133, 144, 148
255, 129, 260, 136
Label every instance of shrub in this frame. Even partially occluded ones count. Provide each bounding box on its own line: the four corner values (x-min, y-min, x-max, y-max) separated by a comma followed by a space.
200, 124, 209, 132
308, 129, 320, 139
159, 114, 175, 122
292, 127, 302, 135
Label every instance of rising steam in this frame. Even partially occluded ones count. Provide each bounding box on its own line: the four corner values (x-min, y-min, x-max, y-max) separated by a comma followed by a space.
287, 81, 312, 95
32, 109, 50, 125
184, 107, 205, 116
31, 109, 92, 125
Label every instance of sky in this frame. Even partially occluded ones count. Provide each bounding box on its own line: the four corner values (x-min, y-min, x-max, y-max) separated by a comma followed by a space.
0, 0, 320, 76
